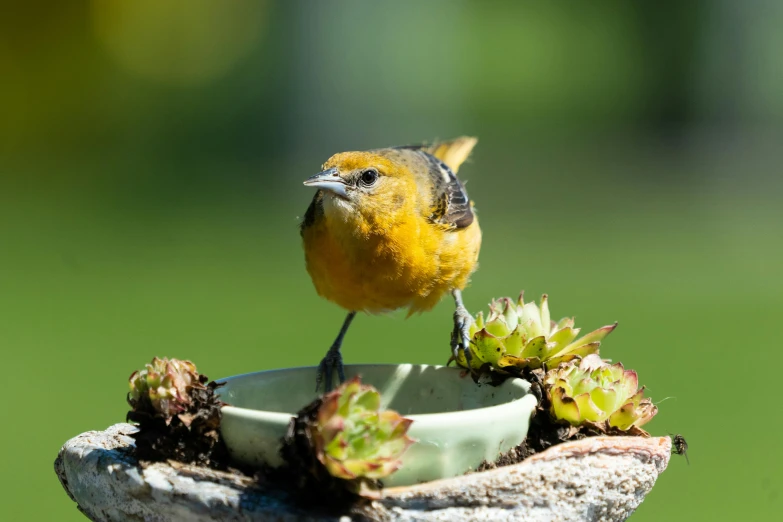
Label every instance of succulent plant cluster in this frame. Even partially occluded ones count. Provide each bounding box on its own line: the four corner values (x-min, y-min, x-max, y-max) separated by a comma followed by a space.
127, 357, 227, 468
281, 377, 414, 499
129, 357, 200, 421
544, 354, 657, 431
312, 377, 415, 480
453, 293, 658, 435
454, 294, 616, 373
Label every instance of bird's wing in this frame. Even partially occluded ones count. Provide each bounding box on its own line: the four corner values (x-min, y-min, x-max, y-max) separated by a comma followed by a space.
393, 137, 477, 229
300, 191, 324, 235
425, 153, 474, 229
386, 137, 477, 229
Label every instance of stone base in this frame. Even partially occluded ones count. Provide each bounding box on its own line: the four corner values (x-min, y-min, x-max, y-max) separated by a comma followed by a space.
55, 423, 670, 521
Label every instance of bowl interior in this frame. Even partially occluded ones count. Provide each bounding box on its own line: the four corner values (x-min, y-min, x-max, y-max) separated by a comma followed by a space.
217, 364, 537, 486
218, 364, 526, 415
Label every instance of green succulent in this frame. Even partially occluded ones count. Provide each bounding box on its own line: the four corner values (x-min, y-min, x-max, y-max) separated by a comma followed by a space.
310, 377, 415, 482
129, 357, 200, 420
544, 354, 658, 431
455, 293, 616, 373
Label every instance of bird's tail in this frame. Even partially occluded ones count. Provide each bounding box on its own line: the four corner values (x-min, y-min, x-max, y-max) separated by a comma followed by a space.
425, 136, 478, 174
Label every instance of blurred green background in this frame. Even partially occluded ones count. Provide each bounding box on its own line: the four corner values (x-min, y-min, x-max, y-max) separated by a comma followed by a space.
1, 1, 781, 519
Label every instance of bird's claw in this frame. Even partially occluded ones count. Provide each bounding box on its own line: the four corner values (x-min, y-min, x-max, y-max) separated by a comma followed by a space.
449, 305, 474, 369
315, 347, 345, 393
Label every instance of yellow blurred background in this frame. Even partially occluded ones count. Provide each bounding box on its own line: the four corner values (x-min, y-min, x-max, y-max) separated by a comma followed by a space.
1, 1, 781, 519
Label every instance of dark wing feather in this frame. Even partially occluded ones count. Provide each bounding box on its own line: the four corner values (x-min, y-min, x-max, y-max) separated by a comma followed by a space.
300, 191, 324, 235
423, 153, 474, 229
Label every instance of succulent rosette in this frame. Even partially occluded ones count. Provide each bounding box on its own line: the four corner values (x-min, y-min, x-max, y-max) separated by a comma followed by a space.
127, 357, 227, 468
129, 357, 201, 421
544, 354, 657, 430
309, 377, 414, 481
455, 293, 616, 373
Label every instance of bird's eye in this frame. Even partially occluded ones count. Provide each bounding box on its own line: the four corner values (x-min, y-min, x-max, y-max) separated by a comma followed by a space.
359, 169, 379, 187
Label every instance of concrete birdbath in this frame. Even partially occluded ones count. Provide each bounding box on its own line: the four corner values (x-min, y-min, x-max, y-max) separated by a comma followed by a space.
54, 363, 672, 520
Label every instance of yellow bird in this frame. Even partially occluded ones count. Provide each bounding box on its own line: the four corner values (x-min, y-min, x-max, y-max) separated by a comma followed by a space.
300, 137, 482, 391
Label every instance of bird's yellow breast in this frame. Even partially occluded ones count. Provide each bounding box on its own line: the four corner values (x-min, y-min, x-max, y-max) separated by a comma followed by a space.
302, 195, 481, 314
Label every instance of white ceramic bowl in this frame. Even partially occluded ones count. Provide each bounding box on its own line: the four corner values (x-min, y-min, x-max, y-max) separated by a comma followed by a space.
217, 364, 537, 487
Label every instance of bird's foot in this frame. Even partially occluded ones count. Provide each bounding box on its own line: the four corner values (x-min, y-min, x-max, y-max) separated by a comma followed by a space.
448, 305, 474, 369
315, 347, 345, 393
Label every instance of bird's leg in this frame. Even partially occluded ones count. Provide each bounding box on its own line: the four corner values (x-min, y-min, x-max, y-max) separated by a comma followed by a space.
316, 311, 356, 393
450, 289, 473, 369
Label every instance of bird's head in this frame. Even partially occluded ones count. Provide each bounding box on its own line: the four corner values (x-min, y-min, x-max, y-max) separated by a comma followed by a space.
302, 138, 477, 230
303, 150, 417, 225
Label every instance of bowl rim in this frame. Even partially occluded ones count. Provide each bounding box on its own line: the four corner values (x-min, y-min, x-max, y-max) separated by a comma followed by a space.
216, 363, 536, 425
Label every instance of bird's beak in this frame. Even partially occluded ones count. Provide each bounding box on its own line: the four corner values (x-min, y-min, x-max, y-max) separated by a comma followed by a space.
303, 167, 349, 198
